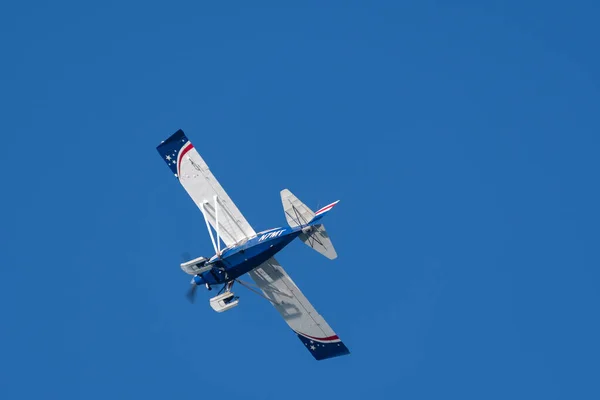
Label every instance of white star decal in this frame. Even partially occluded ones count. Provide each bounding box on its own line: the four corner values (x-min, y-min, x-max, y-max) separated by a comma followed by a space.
310, 345, 316, 351
166, 155, 171, 161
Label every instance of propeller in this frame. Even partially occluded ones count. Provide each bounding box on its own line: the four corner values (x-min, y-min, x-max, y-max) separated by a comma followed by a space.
181, 252, 218, 303
186, 281, 198, 304
181, 252, 198, 303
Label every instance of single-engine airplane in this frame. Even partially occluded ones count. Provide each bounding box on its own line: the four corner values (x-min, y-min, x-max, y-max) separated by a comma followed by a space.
157, 129, 350, 360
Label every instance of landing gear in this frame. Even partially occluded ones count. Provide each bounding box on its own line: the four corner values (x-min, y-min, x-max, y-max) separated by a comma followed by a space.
209, 281, 239, 312
205, 283, 212, 291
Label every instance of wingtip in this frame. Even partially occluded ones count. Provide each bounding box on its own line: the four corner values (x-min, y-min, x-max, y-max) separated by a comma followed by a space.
295, 332, 351, 360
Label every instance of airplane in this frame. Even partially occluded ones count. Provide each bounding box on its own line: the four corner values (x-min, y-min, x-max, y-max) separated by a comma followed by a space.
156, 129, 350, 361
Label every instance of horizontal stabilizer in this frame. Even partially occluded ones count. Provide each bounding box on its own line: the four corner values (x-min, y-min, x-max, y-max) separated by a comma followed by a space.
281, 189, 315, 228
299, 224, 337, 260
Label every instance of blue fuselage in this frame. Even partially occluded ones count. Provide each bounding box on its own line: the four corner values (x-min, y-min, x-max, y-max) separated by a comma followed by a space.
195, 226, 302, 286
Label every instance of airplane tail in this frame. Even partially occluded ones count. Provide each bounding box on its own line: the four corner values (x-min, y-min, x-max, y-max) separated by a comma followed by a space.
280, 189, 339, 260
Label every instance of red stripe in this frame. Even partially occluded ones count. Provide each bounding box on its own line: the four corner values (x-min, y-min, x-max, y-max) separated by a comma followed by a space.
315, 205, 333, 214
298, 332, 340, 342
177, 142, 194, 176
315, 203, 335, 215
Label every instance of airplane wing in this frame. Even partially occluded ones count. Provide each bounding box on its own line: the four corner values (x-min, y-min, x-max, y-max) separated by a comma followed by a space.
248, 257, 350, 360
157, 130, 256, 246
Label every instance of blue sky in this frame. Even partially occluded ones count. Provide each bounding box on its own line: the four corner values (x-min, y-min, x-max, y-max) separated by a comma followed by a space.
1, 1, 599, 398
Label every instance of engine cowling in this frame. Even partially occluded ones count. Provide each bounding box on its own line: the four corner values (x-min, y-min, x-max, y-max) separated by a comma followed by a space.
192, 275, 205, 285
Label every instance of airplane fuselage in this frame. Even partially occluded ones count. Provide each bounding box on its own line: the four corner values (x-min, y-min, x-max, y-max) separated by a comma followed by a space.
195, 226, 304, 286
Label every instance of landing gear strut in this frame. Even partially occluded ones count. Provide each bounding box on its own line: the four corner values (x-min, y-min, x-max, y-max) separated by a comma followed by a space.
209, 281, 239, 312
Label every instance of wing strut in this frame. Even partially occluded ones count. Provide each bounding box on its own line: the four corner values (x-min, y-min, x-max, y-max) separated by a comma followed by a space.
214, 195, 221, 255
201, 201, 219, 255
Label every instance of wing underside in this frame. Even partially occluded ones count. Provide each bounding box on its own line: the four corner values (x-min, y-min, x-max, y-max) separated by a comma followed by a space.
157, 130, 256, 246
249, 257, 350, 360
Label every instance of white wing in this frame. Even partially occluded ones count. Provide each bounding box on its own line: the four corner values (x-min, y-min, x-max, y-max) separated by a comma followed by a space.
249, 257, 350, 360
157, 130, 255, 246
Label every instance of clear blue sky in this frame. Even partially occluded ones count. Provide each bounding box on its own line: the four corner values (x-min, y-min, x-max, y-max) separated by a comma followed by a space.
1, 1, 599, 399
